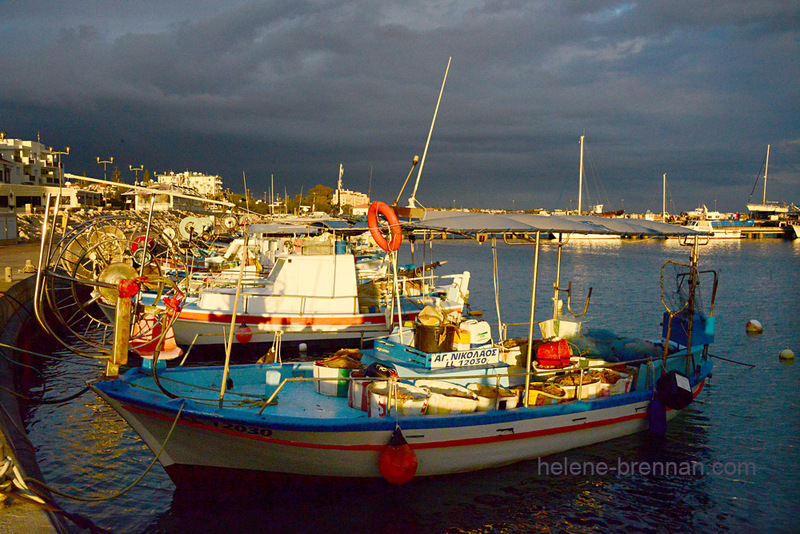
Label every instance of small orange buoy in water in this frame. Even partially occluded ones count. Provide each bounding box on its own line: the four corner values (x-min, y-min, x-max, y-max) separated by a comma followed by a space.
235, 324, 253, 344
779, 348, 795, 360
745, 320, 763, 334
379, 426, 417, 485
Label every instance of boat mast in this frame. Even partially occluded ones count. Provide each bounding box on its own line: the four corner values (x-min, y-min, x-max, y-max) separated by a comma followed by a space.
578, 135, 584, 215
408, 56, 451, 208
662, 173, 666, 221
762, 144, 770, 205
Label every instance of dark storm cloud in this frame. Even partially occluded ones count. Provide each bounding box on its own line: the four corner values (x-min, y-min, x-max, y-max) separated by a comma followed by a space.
1, 0, 798, 212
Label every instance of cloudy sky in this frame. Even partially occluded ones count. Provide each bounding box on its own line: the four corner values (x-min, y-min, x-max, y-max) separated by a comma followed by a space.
2, 1, 799, 213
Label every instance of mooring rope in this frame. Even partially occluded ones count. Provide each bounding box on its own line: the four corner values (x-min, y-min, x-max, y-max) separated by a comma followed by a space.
709, 353, 756, 368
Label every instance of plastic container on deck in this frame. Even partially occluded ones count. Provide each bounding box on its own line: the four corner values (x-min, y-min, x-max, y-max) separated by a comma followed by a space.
453, 328, 471, 351
415, 380, 479, 414
367, 381, 429, 418
313, 364, 351, 397
468, 383, 519, 411
348, 370, 372, 411
461, 319, 492, 347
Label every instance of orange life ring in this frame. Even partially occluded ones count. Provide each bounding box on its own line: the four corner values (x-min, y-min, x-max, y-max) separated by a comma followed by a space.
368, 201, 402, 252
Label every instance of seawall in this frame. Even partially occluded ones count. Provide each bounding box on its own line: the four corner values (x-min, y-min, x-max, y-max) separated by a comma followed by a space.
0, 268, 65, 531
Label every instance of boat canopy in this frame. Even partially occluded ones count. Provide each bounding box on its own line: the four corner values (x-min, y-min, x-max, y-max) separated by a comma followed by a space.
406, 211, 705, 238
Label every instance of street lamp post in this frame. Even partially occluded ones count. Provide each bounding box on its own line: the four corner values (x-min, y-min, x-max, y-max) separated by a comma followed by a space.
129, 164, 144, 185
96, 156, 114, 181
52, 146, 71, 193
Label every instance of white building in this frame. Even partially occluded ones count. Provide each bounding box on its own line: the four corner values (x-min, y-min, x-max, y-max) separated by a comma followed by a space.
332, 164, 369, 212
0, 132, 80, 211
155, 171, 223, 199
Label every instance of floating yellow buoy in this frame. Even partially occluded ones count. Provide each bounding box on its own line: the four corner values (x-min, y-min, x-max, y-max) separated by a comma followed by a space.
745, 320, 763, 334
779, 348, 795, 360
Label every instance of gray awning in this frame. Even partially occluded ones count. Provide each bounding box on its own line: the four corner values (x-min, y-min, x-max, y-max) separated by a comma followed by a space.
309, 219, 372, 233
407, 211, 703, 237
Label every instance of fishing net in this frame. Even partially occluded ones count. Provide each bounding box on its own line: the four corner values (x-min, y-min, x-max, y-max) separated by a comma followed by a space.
660, 261, 705, 316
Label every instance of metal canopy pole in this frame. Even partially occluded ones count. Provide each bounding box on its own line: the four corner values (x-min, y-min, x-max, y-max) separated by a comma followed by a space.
552, 234, 564, 318
523, 231, 541, 407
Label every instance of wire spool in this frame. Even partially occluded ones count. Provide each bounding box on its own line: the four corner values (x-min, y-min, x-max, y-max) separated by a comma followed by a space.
162, 227, 177, 241
196, 217, 214, 234
179, 217, 200, 239
223, 216, 238, 231
37, 214, 185, 359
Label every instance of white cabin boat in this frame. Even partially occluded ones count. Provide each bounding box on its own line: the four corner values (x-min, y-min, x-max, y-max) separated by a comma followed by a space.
683, 220, 742, 239
154, 249, 470, 349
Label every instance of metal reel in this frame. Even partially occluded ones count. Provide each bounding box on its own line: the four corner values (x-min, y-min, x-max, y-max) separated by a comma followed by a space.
37, 215, 184, 358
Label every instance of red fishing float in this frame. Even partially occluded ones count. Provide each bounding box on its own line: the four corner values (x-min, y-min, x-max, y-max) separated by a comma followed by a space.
379, 426, 417, 485
235, 324, 253, 344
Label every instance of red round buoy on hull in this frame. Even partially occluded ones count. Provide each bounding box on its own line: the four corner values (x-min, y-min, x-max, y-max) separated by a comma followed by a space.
379, 426, 417, 485
235, 324, 253, 344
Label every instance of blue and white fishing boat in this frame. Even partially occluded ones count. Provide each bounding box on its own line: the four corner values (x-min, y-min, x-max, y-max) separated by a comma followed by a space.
91, 208, 716, 485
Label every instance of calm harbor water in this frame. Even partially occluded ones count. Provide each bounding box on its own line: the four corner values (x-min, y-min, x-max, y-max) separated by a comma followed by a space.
18, 239, 800, 533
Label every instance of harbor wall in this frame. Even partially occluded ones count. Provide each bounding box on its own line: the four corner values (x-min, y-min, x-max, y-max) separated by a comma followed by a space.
0, 275, 66, 532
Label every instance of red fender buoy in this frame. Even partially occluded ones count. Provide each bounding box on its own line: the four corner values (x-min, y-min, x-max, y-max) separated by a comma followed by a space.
379, 426, 417, 485
367, 201, 402, 252
235, 324, 253, 344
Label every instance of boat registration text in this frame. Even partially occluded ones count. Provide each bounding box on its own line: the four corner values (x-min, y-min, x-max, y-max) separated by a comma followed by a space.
430, 347, 500, 368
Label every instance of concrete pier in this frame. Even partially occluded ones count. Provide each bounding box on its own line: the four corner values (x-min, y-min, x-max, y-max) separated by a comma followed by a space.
0, 244, 63, 533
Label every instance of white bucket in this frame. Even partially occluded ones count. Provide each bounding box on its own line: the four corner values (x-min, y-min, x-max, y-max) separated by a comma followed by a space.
348, 374, 372, 411
415, 380, 478, 414
313, 364, 351, 397
461, 319, 492, 347
367, 381, 429, 418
